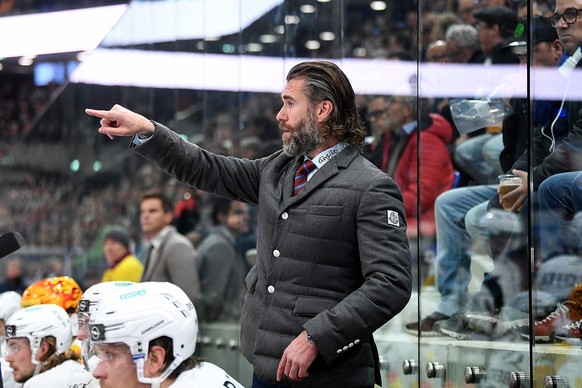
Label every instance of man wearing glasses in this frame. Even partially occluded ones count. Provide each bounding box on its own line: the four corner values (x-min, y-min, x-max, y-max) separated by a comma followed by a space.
364, 96, 391, 161
550, 0, 582, 70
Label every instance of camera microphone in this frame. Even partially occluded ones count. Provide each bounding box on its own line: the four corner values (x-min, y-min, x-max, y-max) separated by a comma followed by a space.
0, 232, 25, 260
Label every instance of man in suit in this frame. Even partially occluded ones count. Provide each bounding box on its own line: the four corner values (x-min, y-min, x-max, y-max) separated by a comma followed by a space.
139, 191, 201, 311
86, 60, 412, 388
198, 196, 250, 322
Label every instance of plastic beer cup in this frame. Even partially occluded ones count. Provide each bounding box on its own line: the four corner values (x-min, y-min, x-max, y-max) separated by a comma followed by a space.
498, 174, 523, 211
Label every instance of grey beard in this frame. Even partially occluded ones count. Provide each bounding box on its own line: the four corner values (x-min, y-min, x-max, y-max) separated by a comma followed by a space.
282, 116, 325, 157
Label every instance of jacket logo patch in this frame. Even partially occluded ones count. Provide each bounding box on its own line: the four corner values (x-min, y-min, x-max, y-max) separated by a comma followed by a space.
386, 210, 400, 227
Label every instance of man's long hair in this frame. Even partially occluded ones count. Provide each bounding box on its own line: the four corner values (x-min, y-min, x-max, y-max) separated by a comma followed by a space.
39, 336, 81, 373
286, 61, 366, 153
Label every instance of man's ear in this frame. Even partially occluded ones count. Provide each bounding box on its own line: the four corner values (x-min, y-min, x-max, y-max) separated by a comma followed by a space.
146, 345, 167, 377
216, 211, 229, 225
316, 100, 333, 123
163, 211, 174, 226
403, 103, 414, 117
36, 340, 52, 361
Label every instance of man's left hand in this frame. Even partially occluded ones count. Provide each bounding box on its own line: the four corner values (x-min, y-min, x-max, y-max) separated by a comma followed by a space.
276, 330, 318, 382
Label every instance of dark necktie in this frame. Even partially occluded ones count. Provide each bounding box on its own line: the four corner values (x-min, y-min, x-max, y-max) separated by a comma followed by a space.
293, 159, 317, 196
142, 243, 154, 278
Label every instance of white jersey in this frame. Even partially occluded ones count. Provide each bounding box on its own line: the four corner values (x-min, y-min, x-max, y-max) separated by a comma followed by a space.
22, 359, 99, 388
1, 356, 18, 388
170, 361, 245, 388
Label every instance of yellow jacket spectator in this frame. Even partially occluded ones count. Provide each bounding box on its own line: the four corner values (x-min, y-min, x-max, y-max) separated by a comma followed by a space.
101, 227, 143, 283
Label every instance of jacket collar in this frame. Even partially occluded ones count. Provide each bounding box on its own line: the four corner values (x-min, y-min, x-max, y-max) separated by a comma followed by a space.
283, 146, 358, 203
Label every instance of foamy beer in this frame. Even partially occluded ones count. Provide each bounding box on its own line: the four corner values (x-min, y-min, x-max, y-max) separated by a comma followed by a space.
498, 174, 523, 211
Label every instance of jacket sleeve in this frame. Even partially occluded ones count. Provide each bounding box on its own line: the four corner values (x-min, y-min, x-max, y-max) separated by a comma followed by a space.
532, 106, 582, 189
131, 122, 263, 204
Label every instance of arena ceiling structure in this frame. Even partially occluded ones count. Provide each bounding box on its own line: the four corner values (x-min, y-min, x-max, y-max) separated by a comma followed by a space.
1, 0, 562, 175
0, 0, 405, 174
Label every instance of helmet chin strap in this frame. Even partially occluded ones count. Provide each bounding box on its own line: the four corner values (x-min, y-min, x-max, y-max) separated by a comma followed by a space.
32, 363, 42, 377
30, 337, 44, 376
135, 355, 184, 388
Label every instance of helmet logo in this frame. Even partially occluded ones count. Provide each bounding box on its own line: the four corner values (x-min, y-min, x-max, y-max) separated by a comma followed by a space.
78, 300, 90, 313
91, 326, 100, 340
89, 324, 105, 341
5, 325, 15, 338
119, 289, 146, 301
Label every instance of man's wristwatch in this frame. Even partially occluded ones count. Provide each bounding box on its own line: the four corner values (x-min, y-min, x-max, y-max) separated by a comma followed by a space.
306, 331, 316, 346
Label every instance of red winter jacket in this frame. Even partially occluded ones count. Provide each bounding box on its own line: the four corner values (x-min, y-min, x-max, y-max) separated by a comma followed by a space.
366, 113, 454, 237
392, 113, 454, 236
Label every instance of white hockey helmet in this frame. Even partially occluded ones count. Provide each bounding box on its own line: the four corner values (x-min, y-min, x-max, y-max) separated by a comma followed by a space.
73, 281, 135, 336
88, 282, 197, 386
0, 291, 22, 322
78, 281, 136, 316
73, 281, 135, 371
5, 304, 72, 365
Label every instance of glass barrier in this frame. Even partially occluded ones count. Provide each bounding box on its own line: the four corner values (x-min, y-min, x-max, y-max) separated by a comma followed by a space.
3, 0, 581, 387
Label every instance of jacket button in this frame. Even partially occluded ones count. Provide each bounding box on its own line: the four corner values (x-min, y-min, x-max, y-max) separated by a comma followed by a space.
336, 349, 342, 354
273, 250, 280, 257
343, 346, 348, 351
348, 343, 354, 348
267, 285, 275, 293
354, 339, 360, 344
281, 212, 288, 219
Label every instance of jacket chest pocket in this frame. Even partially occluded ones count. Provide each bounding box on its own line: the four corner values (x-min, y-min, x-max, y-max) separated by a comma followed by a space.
308, 205, 344, 217
303, 205, 345, 239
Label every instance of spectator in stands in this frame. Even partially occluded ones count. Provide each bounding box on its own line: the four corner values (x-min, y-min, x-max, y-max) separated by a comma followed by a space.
501, 4, 582, 341
458, 0, 478, 25
364, 91, 454, 240
88, 282, 244, 387
445, 23, 483, 64
364, 96, 391, 151
430, 12, 462, 43
453, 7, 520, 186
100, 226, 143, 283
476, 0, 507, 10
198, 196, 250, 322
406, 16, 565, 337
426, 39, 449, 63
428, 18, 573, 340
4, 304, 98, 387
138, 191, 202, 311
172, 185, 201, 236
425, 40, 451, 114
516, 0, 554, 21
537, 172, 582, 263
520, 172, 582, 343
0, 259, 27, 294
443, 23, 483, 158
